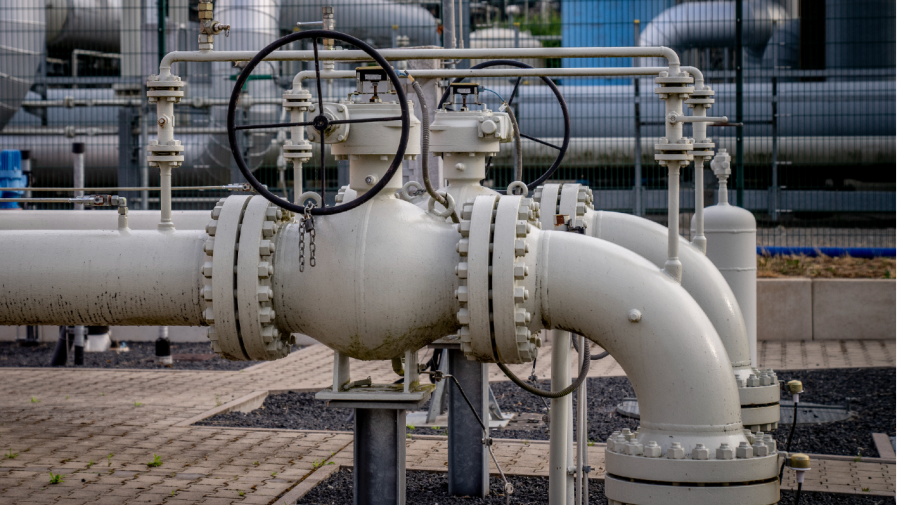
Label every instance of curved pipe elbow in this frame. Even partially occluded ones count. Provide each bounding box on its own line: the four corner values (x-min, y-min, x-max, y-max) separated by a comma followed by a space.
535, 230, 743, 438
588, 210, 752, 374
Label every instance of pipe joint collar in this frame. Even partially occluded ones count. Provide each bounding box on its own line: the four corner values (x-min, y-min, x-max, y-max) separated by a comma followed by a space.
455, 194, 542, 363
203, 195, 294, 361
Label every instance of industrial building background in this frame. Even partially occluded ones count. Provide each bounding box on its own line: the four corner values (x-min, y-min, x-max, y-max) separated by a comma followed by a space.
0, 0, 894, 248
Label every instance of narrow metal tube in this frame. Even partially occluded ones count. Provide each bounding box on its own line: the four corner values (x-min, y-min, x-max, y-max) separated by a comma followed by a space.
576, 334, 587, 505
160, 47, 681, 74
159, 165, 173, 230
664, 164, 682, 282
549, 330, 571, 505
693, 157, 706, 252
72, 143, 85, 210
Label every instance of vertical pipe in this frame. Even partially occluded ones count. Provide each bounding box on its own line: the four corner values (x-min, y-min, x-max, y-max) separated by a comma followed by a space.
665, 164, 681, 281
21, 150, 31, 201
575, 335, 587, 505
154, 95, 175, 230
72, 143, 85, 210
661, 67, 685, 282
121, 0, 142, 79
157, 0, 167, 65
770, 76, 778, 221
633, 20, 642, 217
693, 158, 706, 251
691, 85, 708, 253
447, 349, 489, 497
735, 0, 745, 207
566, 385, 574, 505
549, 330, 571, 505
140, 108, 149, 210
443, 0, 456, 49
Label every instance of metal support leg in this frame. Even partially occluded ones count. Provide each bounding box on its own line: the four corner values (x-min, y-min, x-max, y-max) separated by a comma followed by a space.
550, 330, 572, 505
354, 408, 406, 505
447, 348, 488, 497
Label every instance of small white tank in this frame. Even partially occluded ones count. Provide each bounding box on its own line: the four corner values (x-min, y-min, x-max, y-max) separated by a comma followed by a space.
693, 149, 758, 366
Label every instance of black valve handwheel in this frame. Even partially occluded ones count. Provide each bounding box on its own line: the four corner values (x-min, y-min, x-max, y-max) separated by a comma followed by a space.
227, 30, 410, 215
437, 60, 570, 191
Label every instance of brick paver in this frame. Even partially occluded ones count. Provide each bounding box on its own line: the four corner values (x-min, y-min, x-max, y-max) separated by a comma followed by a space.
1, 339, 894, 504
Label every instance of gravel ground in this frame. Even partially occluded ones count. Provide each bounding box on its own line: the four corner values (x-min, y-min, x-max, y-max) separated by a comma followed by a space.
771, 368, 896, 458
202, 367, 894, 457
297, 468, 895, 505
0, 341, 281, 371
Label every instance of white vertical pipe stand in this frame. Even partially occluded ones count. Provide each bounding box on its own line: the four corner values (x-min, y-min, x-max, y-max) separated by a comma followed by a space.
71, 142, 86, 364
72, 142, 85, 210
576, 334, 588, 505
549, 330, 572, 505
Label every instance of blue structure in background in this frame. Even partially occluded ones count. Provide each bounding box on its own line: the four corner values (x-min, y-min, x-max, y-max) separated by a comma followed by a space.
0, 150, 26, 209
561, 0, 673, 85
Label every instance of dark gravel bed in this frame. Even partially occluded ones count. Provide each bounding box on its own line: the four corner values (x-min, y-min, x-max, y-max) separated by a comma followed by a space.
771, 368, 896, 458
296, 468, 894, 505
0, 341, 279, 371
297, 468, 603, 504
202, 368, 895, 457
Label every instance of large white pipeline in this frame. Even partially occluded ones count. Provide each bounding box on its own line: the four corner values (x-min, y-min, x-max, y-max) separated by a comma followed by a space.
0, 197, 744, 438
0, 229, 205, 326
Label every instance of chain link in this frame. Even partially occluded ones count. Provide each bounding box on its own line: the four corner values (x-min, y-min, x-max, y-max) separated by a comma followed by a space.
299, 202, 316, 272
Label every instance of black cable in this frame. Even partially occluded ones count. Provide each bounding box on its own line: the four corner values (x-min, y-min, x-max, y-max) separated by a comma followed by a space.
794, 482, 803, 504
447, 375, 486, 432
779, 399, 800, 482
497, 343, 590, 399
571, 336, 610, 360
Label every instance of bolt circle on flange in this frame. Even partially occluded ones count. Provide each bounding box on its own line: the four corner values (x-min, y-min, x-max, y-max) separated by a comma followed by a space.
455, 194, 541, 364
203, 195, 293, 361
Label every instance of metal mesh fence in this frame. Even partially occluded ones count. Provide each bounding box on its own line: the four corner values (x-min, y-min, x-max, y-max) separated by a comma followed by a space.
0, 0, 893, 248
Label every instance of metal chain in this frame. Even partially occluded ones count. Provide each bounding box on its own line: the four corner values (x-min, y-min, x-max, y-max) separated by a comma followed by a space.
299, 220, 305, 272
309, 221, 316, 267
298, 202, 316, 272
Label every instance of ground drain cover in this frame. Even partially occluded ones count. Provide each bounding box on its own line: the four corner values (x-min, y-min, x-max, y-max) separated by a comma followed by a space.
617, 399, 852, 425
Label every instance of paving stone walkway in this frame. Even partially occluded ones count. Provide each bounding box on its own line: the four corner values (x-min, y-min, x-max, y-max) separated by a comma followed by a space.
1, 340, 894, 504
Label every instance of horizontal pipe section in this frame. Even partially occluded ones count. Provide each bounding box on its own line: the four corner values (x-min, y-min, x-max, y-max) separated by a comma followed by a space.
160, 46, 681, 74
0, 210, 209, 231
0, 229, 207, 326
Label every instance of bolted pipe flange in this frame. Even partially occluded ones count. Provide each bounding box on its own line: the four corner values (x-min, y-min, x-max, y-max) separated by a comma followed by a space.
203, 195, 293, 361
455, 194, 541, 364
234, 196, 293, 360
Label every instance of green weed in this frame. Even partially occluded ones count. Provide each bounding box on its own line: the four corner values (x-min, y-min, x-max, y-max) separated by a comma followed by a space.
147, 454, 163, 468
49, 472, 64, 484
